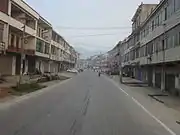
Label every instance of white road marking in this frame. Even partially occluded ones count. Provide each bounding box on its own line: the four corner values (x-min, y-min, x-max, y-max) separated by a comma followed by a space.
131, 96, 176, 135
108, 77, 176, 135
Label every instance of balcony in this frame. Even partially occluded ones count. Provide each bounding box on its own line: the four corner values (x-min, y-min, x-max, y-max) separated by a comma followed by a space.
11, 0, 39, 19
10, 3, 37, 36
35, 39, 50, 58
50, 54, 61, 61
36, 17, 52, 42
0, 11, 9, 23
35, 51, 49, 58
51, 40, 64, 50
141, 10, 180, 47
9, 17, 36, 36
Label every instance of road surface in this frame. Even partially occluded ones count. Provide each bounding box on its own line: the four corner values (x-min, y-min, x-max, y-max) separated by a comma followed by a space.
0, 71, 175, 135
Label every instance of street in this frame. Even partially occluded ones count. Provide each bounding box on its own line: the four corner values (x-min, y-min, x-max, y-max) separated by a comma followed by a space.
0, 71, 175, 135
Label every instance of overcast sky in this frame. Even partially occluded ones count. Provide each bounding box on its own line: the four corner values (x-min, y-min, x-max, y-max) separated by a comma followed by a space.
25, 0, 159, 58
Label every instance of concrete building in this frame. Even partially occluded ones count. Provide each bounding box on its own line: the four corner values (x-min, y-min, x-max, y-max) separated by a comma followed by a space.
0, 0, 78, 75
121, 0, 180, 94
107, 43, 121, 74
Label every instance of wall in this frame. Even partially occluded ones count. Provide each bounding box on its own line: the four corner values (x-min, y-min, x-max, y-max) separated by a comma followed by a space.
25, 37, 36, 50
11, 0, 39, 19
0, 55, 14, 75
50, 62, 58, 73
0, 0, 9, 14
141, 4, 157, 24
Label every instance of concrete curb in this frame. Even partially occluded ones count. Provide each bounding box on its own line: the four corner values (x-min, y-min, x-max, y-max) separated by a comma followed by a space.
0, 78, 72, 110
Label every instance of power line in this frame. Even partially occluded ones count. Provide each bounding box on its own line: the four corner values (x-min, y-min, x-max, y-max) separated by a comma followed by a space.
57, 26, 131, 30
70, 33, 124, 38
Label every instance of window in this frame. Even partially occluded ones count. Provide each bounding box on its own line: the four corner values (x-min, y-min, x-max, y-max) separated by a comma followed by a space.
176, 0, 180, 11
178, 32, 180, 46
152, 20, 155, 31
167, 36, 173, 49
162, 39, 165, 50
174, 33, 179, 46
51, 45, 56, 55
140, 47, 143, 57
44, 43, 49, 54
10, 34, 15, 46
148, 42, 153, 54
41, 29, 44, 38
146, 25, 149, 35
156, 15, 160, 27
16, 36, 20, 48
145, 45, 148, 56
38, 28, 41, 37
152, 41, 154, 53
136, 47, 139, 58
36, 39, 43, 52
140, 31, 143, 39
172, 35, 175, 47
164, 7, 167, 20
155, 40, 158, 52
159, 12, 162, 25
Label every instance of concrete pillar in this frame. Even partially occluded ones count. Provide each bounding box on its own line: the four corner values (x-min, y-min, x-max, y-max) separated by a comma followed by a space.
8, 34, 11, 47
35, 60, 39, 70
48, 61, 51, 72
3, 24, 9, 49
12, 56, 16, 75
175, 74, 180, 89
42, 42, 45, 53
24, 59, 28, 74
161, 67, 165, 91
152, 68, 155, 87
35, 20, 38, 31
40, 61, 44, 73
8, 1, 12, 16
18, 37, 21, 48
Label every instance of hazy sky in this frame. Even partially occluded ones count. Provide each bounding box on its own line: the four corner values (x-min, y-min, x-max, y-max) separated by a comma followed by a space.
25, 0, 159, 58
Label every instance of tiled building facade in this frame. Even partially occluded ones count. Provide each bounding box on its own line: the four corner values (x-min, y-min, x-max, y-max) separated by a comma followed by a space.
0, 0, 78, 75
117, 1, 180, 94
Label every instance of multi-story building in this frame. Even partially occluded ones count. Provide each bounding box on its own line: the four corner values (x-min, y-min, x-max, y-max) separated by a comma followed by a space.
121, 0, 180, 94
107, 44, 120, 74
0, 0, 78, 75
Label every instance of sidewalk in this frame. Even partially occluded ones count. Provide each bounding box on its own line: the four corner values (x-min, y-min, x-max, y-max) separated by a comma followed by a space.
113, 76, 180, 111
110, 76, 180, 134
0, 72, 76, 100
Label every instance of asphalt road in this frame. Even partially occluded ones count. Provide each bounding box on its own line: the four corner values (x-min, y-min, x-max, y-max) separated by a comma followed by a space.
0, 71, 174, 135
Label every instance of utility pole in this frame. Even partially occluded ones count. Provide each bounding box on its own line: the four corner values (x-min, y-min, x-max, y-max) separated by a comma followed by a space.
18, 25, 25, 87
